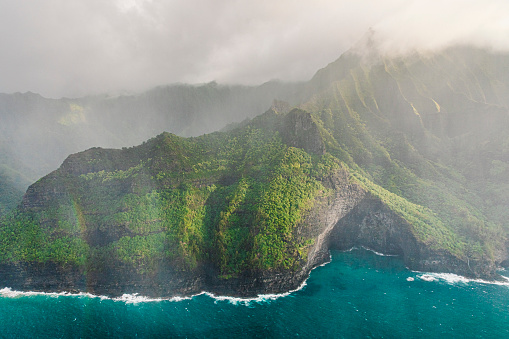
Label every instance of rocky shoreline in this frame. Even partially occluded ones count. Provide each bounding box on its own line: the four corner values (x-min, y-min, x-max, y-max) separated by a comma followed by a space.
0, 171, 503, 298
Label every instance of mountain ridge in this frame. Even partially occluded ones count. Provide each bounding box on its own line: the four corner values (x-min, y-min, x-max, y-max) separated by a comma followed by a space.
2, 43, 509, 296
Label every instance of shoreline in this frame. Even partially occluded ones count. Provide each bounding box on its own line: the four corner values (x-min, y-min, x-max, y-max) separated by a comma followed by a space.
0, 258, 329, 305
0, 253, 334, 305
1, 248, 508, 304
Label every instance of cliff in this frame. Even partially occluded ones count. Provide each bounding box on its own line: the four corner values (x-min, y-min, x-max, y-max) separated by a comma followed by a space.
3, 45, 509, 297
0, 106, 502, 297
0, 161, 496, 298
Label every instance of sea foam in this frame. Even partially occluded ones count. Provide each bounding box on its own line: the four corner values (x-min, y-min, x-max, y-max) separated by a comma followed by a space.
344, 246, 398, 257
0, 254, 331, 306
0, 287, 208, 304
414, 272, 509, 287
202, 256, 334, 306
0, 287, 110, 300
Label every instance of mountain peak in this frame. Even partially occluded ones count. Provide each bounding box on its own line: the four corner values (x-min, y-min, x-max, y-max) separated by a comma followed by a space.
281, 109, 325, 155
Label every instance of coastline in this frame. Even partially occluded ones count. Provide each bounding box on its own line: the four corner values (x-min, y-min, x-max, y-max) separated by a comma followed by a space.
0, 262, 325, 305
2, 248, 507, 305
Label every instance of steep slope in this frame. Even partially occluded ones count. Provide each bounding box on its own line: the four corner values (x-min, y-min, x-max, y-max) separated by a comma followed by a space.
0, 82, 306, 214
0, 106, 500, 297
302, 45, 509, 265
3, 43, 509, 217
0, 140, 34, 217
0, 109, 342, 296
2, 43, 509, 296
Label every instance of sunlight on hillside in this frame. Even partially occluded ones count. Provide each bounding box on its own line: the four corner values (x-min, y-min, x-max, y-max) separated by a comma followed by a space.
58, 104, 86, 126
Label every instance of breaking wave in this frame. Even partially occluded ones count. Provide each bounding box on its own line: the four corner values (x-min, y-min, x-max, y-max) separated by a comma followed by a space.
414, 272, 509, 286
0, 254, 333, 306
343, 246, 398, 257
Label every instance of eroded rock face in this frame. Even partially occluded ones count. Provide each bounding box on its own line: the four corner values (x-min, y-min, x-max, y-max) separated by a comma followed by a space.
2, 126, 501, 297
328, 195, 498, 280
330, 197, 408, 255
0, 262, 85, 294
297, 170, 367, 271
3, 167, 494, 298
280, 109, 326, 155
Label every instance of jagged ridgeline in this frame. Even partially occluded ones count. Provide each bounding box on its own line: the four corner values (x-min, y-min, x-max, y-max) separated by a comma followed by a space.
1, 109, 346, 295
2, 45, 509, 297
0, 82, 306, 216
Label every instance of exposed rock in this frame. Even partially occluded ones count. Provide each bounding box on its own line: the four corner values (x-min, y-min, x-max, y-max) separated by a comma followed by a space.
2, 166, 495, 298
280, 109, 326, 155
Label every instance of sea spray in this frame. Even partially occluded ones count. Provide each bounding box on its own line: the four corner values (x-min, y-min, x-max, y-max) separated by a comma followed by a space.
1, 248, 509, 338
0, 251, 332, 306
415, 272, 509, 287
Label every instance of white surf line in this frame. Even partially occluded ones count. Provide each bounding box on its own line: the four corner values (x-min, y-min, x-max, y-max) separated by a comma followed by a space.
360, 246, 399, 257
0, 287, 111, 300
204, 278, 309, 306
0, 287, 203, 303
204, 255, 334, 306
0, 277, 308, 306
410, 271, 509, 287
337, 247, 509, 287
341, 246, 399, 257
338, 246, 509, 287
0, 254, 334, 306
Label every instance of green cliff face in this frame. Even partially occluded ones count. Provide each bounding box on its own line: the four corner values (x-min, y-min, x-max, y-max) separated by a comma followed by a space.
2, 110, 333, 278
306, 46, 509, 265
2, 45, 509, 296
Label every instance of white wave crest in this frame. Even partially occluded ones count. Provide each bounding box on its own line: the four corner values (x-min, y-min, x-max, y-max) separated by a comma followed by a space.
0, 287, 209, 304
0, 251, 337, 306
418, 274, 437, 282
0, 283, 306, 306
342, 246, 398, 257
202, 253, 334, 306
202, 279, 308, 306
361, 246, 399, 257
0, 287, 111, 300
0, 256, 331, 306
415, 272, 509, 286
113, 293, 164, 303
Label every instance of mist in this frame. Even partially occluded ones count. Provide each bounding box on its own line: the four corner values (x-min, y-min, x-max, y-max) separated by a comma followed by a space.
1, 0, 507, 99
2, 0, 509, 213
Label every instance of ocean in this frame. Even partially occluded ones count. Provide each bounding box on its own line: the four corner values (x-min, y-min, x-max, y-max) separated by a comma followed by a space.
1, 248, 508, 338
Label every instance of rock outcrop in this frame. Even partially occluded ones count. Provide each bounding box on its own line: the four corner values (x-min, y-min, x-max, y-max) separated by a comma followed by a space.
280, 109, 326, 155
1, 95, 506, 297
1, 164, 495, 298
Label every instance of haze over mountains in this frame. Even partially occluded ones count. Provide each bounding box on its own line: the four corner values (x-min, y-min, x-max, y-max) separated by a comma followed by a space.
2, 1, 509, 99
2, 34, 509, 296
2, 35, 509, 215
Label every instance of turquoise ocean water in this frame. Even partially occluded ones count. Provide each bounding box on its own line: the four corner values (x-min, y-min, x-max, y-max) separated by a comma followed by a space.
1, 248, 508, 338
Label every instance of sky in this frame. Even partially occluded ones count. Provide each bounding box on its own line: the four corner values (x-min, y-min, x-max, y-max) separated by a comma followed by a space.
1, 0, 508, 98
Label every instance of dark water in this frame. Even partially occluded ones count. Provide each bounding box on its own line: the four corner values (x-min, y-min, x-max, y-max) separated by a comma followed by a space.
1, 248, 508, 338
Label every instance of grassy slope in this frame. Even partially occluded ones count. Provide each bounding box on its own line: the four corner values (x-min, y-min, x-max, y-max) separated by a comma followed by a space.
0, 117, 341, 277
2, 46, 509, 277
304, 47, 508, 261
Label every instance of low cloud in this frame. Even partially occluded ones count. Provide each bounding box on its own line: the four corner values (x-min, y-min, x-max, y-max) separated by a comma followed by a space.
0, 0, 507, 98
373, 0, 509, 55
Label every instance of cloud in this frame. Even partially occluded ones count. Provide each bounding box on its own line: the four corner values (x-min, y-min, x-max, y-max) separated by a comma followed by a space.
0, 0, 507, 98
373, 0, 509, 55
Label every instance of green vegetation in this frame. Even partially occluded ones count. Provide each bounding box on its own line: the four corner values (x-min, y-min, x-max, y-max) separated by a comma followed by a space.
304, 49, 509, 265
0, 120, 335, 278
0, 212, 88, 266
252, 148, 323, 270
2, 45, 509, 282
0, 143, 35, 216
351, 171, 464, 257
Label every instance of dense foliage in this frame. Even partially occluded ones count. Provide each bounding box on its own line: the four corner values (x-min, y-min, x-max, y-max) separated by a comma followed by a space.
2, 45, 509, 279
0, 120, 335, 277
